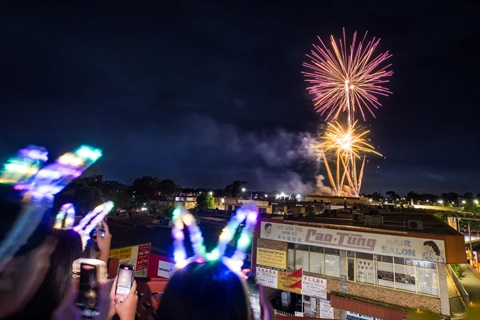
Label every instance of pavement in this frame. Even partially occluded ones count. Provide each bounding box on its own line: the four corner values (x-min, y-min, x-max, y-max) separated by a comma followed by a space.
448, 263, 480, 319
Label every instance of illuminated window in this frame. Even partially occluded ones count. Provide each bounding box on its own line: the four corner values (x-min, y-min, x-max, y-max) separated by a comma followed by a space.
347, 252, 439, 296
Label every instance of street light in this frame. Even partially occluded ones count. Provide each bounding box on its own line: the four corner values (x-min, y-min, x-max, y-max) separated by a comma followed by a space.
241, 187, 252, 200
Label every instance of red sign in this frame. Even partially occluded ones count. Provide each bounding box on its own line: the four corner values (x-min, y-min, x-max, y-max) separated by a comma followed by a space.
136, 243, 151, 271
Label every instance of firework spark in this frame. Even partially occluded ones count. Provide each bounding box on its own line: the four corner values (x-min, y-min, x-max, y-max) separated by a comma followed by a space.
303, 28, 393, 122
317, 120, 381, 196
319, 120, 382, 159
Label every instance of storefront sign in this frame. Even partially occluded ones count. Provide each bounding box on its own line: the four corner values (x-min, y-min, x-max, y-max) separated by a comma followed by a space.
277, 269, 302, 294
256, 247, 286, 269
302, 275, 327, 299
346, 311, 382, 320
256, 266, 278, 288
320, 299, 334, 319
260, 221, 446, 262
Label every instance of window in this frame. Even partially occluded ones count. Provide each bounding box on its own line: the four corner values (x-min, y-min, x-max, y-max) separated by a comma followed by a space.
295, 245, 309, 270
325, 248, 340, 277
286, 245, 339, 278
309, 246, 324, 274
347, 253, 439, 296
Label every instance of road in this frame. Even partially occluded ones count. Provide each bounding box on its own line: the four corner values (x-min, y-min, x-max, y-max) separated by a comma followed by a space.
106, 212, 227, 256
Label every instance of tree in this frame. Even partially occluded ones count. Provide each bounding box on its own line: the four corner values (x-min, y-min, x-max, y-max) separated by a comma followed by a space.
55, 178, 105, 214
196, 193, 215, 210
158, 179, 178, 196
130, 176, 160, 205
99, 181, 131, 209
386, 191, 399, 202
232, 180, 249, 197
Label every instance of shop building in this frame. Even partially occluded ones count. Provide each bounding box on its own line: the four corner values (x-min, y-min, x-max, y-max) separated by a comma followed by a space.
252, 212, 466, 319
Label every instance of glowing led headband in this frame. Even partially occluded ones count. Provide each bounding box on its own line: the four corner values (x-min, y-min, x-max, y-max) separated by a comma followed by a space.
74, 201, 114, 250
0, 145, 102, 273
0, 145, 48, 185
171, 203, 259, 273
53, 203, 76, 230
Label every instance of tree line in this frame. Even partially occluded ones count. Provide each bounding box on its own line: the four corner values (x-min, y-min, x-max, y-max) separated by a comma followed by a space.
55, 175, 479, 215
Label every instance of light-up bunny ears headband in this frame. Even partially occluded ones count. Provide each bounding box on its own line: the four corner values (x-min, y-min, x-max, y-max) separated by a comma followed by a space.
171, 202, 259, 274
0, 145, 102, 273
53, 201, 114, 250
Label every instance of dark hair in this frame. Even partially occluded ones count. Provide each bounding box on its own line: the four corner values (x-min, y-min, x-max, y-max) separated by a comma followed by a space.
8, 229, 90, 320
157, 260, 252, 320
423, 240, 440, 256
264, 223, 272, 230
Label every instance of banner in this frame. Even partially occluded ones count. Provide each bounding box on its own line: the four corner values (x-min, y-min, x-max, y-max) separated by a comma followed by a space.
278, 269, 302, 294
260, 221, 446, 262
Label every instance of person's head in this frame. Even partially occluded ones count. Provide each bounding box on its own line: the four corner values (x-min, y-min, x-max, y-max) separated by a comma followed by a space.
7, 229, 91, 320
265, 223, 272, 234
0, 185, 58, 319
423, 240, 440, 256
157, 260, 252, 320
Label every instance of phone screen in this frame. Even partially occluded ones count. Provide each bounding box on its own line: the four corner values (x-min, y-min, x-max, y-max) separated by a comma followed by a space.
116, 265, 134, 296
245, 275, 261, 320
76, 263, 99, 318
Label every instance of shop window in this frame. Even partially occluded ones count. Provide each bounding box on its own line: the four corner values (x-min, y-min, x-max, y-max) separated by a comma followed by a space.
378, 255, 393, 263
347, 252, 439, 296
416, 267, 439, 295
295, 246, 309, 271
394, 264, 416, 291
377, 262, 394, 288
347, 258, 355, 281
309, 249, 324, 274
287, 243, 295, 270
325, 248, 340, 277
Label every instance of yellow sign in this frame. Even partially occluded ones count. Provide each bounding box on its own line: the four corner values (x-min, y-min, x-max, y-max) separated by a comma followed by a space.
108, 246, 133, 261
256, 247, 286, 269
278, 270, 302, 294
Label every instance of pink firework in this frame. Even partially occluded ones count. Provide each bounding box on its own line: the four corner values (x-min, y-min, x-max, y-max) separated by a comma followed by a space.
302, 28, 393, 122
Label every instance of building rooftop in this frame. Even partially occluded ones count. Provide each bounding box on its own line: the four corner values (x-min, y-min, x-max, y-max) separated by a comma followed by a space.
275, 210, 461, 237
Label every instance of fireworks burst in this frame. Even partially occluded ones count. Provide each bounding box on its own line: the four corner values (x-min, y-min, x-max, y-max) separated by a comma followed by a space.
302, 28, 393, 123
319, 120, 382, 159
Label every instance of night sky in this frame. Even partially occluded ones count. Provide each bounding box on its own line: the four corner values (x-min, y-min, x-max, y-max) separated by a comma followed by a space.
1, 1, 479, 197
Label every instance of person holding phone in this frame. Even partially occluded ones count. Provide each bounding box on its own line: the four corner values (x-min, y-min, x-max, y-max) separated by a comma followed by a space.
52, 274, 138, 320
93, 220, 112, 265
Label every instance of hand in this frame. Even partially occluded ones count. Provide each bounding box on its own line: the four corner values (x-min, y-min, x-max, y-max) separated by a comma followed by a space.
113, 278, 138, 320
96, 220, 112, 264
52, 282, 111, 320
0, 235, 57, 318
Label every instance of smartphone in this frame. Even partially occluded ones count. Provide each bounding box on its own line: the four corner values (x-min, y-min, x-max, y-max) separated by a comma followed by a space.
245, 274, 261, 320
72, 259, 106, 319
116, 264, 134, 301
89, 223, 105, 240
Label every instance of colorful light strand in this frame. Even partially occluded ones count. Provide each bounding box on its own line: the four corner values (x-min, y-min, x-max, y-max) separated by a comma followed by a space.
171, 203, 259, 274
53, 203, 76, 230
0, 145, 48, 185
73, 201, 114, 250
0, 145, 102, 273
